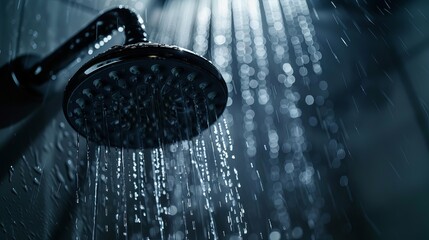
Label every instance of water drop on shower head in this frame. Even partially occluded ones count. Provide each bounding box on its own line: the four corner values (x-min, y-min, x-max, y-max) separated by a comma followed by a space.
63, 43, 227, 149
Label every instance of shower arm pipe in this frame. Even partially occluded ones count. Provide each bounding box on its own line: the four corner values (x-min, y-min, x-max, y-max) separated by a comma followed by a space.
25, 6, 149, 87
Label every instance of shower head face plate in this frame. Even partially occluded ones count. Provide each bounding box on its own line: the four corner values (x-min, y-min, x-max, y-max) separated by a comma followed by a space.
64, 43, 227, 149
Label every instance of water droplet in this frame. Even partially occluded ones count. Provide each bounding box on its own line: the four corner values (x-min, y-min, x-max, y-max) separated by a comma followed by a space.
33, 177, 40, 185
269, 231, 281, 240
305, 95, 314, 105
8, 166, 14, 183
33, 166, 42, 175
340, 176, 349, 187
292, 226, 303, 239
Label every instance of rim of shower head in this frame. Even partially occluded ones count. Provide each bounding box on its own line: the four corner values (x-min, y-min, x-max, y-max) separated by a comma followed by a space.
63, 43, 228, 149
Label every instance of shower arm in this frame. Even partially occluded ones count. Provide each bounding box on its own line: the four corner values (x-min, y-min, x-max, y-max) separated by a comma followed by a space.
23, 6, 149, 88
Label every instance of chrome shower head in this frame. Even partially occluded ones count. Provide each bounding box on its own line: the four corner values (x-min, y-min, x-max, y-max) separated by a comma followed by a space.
63, 43, 227, 149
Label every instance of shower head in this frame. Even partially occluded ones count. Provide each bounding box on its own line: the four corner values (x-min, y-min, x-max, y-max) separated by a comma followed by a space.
0, 7, 227, 148
63, 43, 227, 149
